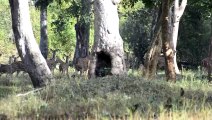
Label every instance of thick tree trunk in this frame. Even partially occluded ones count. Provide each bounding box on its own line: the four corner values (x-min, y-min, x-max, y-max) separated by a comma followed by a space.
172, 0, 187, 74
73, 23, 82, 65
73, 0, 91, 64
9, 0, 52, 88
89, 0, 126, 78
143, 6, 162, 80
162, 0, 176, 82
39, 1, 48, 59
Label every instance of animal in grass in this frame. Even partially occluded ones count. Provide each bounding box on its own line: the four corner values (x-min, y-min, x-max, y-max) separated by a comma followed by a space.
0, 61, 25, 76
59, 55, 70, 76
46, 49, 60, 74
74, 55, 91, 77
201, 57, 212, 72
157, 54, 165, 70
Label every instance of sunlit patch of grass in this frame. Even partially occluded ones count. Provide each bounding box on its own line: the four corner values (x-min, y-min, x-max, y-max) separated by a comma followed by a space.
0, 94, 47, 119
127, 68, 142, 77
0, 70, 212, 119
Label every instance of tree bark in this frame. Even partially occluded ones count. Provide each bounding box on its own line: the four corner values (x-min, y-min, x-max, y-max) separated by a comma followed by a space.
172, 0, 187, 74
39, 1, 48, 59
89, 0, 126, 78
162, 0, 176, 82
143, 6, 162, 80
208, 37, 212, 81
73, 0, 91, 64
9, 0, 52, 88
209, 2, 212, 82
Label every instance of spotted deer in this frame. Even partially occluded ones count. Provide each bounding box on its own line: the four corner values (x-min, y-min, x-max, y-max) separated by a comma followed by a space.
59, 55, 70, 76
0, 56, 25, 76
46, 49, 59, 74
74, 55, 91, 77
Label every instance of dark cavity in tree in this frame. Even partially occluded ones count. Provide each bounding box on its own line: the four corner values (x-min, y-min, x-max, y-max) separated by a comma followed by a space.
95, 51, 112, 77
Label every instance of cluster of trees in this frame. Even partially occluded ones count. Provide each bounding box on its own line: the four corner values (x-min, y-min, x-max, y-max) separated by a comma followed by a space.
1, 0, 212, 88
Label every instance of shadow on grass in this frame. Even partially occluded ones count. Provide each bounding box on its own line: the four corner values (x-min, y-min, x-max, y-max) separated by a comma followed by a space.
0, 86, 14, 99
0, 75, 33, 100
1, 73, 212, 119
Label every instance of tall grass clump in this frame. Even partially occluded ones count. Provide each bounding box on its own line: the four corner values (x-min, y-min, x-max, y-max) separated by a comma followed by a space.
0, 70, 212, 119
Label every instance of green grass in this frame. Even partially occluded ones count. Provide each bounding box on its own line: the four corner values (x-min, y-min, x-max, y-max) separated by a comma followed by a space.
0, 70, 212, 119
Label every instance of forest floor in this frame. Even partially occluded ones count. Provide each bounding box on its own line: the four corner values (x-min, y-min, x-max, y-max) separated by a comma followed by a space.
0, 70, 212, 120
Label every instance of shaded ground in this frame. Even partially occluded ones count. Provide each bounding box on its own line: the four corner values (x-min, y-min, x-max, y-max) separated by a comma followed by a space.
0, 71, 212, 119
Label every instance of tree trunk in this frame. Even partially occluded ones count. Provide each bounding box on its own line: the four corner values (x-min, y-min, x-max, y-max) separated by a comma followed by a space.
39, 1, 48, 59
143, 6, 162, 80
208, 37, 212, 82
73, 0, 91, 64
9, 0, 52, 88
172, 0, 187, 74
143, 31, 162, 80
162, 0, 176, 82
89, 0, 126, 78
209, 3, 212, 82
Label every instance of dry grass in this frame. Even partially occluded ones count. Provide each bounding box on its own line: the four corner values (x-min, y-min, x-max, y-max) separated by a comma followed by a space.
0, 70, 212, 119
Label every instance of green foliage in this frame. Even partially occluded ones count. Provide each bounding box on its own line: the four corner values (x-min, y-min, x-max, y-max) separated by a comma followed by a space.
48, 1, 76, 56
121, 0, 160, 8
178, 0, 212, 64
30, 6, 41, 43
0, 1, 17, 63
120, 1, 152, 62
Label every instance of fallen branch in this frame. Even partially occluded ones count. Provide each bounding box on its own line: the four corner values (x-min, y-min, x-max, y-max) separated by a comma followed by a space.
16, 88, 43, 97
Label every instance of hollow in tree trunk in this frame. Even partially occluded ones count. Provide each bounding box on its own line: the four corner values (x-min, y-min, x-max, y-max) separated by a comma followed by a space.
9, 0, 52, 88
89, 0, 126, 78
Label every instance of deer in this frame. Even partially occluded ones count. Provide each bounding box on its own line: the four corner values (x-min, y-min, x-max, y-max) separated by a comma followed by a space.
0, 60, 25, 77
59, 55, 70, 77
46, 49, 60, 74
201, 57, 211, 72
0, 64, 12, 76
157, 54, 165, 70
73, 55, 91, 77
11, 55, 26, 76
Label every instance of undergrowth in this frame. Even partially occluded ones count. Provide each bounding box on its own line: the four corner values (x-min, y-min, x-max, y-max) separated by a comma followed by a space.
0, 71, 212, 119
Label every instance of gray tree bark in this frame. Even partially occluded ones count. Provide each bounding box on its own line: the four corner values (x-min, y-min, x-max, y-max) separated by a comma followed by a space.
171, 0, 187, 74
89, 0, 126, 78
9, 0, 52, 88
39, 1, 48, 59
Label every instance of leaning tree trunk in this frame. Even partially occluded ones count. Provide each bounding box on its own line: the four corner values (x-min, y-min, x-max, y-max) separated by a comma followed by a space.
89, 0, 126, 78
162, 0, 176, 82
39, 1, 48, 59
143, 6, 162, 80
73, 0, 92, 64
9, 0, 52, 88
172, 0, 187, 74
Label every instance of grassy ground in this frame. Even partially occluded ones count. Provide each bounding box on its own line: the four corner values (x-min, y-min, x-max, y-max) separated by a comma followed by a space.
0, 70, 212, 120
